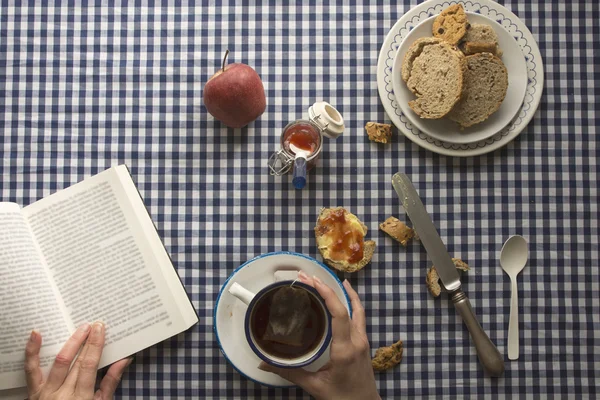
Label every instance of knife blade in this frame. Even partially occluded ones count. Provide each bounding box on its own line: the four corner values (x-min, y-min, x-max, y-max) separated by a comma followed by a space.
392, 172, 505, 377
391, 173, 461, 292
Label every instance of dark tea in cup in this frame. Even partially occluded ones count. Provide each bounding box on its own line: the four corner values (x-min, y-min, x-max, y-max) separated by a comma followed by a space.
249, 284, 327, 360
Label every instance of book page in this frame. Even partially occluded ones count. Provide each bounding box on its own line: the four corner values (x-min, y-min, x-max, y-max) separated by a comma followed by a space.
22, 166, 197, 369
0, 203, 73, 391
113, 166, 198, 327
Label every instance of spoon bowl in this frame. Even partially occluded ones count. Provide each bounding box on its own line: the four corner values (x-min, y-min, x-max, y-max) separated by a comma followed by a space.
500, 235, 528, 276
500, 235, 528, 360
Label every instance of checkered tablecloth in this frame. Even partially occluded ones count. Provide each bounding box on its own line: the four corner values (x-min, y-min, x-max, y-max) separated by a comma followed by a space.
1, 1, 598, 398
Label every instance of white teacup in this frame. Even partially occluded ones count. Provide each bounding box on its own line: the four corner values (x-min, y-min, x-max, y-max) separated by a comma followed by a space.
229, 275, 332, 369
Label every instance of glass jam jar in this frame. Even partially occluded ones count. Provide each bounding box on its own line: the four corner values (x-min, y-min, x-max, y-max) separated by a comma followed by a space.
268, 101, 344, 187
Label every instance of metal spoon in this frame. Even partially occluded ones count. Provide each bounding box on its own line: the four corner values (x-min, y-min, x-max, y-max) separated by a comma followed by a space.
500, 235, 528, 360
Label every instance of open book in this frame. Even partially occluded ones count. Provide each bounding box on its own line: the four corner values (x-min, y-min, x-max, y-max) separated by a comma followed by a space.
0, 165, 198, 391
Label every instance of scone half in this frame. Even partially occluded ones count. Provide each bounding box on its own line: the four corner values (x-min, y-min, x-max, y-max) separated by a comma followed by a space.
315, 207, 375, 273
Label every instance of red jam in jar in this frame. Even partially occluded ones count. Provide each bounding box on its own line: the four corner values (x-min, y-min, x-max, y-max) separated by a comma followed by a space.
283, 123, 320, 154
281, 121, 322, 170
268, 103, 343, 179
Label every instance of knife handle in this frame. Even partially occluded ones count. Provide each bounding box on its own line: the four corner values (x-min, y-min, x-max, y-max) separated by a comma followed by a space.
451, 290, 505, 377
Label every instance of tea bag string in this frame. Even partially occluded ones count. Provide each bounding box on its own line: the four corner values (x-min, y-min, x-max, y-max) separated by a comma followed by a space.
289, 278, 299, 287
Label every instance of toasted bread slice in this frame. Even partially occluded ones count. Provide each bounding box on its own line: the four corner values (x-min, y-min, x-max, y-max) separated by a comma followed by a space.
315, 207, 375, 273
405, 41, 466, 119
432, 4, 468, 45
448, 53, 508, 128
401, 37, 443, 83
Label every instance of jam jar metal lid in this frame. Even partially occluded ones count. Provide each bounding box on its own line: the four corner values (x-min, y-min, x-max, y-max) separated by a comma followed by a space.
307, 101, 344, 139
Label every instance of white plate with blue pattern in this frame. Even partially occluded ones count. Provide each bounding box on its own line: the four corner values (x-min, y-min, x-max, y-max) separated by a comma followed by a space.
392, 13, 528, 145
377, 0, 543, 156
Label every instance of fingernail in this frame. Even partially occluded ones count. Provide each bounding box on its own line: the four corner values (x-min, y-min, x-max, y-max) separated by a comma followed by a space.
313, 276, 323, 285
30, 329, 40, 341
126, 357, 134, 367
298, 270, 309, 280
257, 361, 272, 372
78, 323, 91, 334
93, 322, 104, 334
343, 279, 351, 288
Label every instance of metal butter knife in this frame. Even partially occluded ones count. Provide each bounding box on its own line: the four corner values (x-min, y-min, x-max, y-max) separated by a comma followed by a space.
392, 173, 505, 377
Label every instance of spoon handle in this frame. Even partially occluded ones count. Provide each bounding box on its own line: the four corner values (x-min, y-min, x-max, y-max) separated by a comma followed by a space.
292, 156, 307, 189
508, 277, 519, 360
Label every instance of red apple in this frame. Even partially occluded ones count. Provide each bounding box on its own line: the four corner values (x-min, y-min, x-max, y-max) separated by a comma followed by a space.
203, 50, 266, 128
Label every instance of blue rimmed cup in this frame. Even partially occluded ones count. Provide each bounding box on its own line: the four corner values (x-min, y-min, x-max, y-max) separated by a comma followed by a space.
228, 280, 332, 368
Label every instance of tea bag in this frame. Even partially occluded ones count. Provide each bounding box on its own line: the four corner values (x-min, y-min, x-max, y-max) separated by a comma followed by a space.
263, 286, 311, 347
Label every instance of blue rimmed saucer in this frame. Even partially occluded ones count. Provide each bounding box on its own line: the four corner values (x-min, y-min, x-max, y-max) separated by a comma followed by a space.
213, 251, 352, 388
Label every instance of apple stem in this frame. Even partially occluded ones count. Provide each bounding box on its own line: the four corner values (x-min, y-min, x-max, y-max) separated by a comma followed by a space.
222, 49, 229, 73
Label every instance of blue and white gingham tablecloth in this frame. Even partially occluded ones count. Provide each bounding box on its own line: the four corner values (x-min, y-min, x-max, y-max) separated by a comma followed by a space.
1, 1, 598, 398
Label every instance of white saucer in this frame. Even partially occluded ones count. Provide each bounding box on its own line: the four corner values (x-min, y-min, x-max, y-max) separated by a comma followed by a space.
213, 252, 351, 388
392, 13, 528, 144
377, 0, 544, 156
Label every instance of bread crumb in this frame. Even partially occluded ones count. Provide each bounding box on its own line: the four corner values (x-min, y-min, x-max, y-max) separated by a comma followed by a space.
426, 266, 442, 297
365, 122, 392, 144
372, 339, 403, 371
379, 216, 414, 246
426, 258, 470, 297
